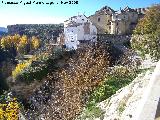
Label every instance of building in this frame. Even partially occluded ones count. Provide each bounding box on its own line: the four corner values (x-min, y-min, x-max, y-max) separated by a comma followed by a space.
89, 6, 115, 34
111, 6, 139, 34
63, 14, 97, 49
89, 6, 148, 35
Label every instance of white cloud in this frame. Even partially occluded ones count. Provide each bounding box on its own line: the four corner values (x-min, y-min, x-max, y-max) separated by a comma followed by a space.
0, 16, 67, 27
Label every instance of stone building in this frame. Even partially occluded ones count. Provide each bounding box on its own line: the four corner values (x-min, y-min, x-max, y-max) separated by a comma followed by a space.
89, 6, 148, 35
63, 14, 97, 49
111, 6, 139, 34
89, 6, 115, 34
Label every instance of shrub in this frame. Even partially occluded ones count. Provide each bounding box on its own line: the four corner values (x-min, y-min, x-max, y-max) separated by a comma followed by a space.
0, 94, 19, 120
12, 62, 31, 79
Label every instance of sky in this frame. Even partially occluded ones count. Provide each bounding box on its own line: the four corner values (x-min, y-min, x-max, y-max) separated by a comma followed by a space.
0, 0, 159, 27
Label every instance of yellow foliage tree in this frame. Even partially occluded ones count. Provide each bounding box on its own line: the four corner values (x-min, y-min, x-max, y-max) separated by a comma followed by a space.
12, 62, 31, 79
0, 37, 8, 49
17, 35, 28, 54
12, 34, 21, 47
0, 98, 19, 120
31, 36, 40, 50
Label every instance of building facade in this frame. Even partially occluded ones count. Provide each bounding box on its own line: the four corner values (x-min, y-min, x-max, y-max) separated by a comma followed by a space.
89, 6, 115, 34
63, 15, 97, 49
110, 6, 139, 34
89, 6, 148, 35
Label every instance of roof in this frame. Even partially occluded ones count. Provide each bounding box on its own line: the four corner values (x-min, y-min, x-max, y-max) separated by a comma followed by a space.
95, 5, 115, 15
100, 6, 115, 13
123, 6, 136, 12
64, 14, 88, 23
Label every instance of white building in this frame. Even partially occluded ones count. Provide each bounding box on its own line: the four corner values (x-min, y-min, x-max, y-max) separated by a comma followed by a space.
64, 14, 97, 49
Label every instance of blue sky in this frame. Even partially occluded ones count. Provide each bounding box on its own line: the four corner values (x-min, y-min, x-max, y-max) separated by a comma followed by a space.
0, 0, 159, 27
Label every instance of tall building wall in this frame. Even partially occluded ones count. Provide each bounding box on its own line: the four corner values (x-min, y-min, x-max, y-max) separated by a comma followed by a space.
89, 6, 147, 35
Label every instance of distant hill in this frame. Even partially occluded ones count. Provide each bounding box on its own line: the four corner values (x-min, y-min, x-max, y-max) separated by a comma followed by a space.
7, 24, 64, 43
0, 27, 8, 36
0, 27, 8, 33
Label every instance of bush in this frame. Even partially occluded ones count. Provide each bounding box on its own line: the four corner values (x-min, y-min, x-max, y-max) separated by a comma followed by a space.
0, 94, 19, 120
12, 62, 31, 79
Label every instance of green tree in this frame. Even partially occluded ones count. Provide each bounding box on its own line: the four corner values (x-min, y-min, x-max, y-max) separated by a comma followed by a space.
134, 4, 160, 34
132, 4, 160, 60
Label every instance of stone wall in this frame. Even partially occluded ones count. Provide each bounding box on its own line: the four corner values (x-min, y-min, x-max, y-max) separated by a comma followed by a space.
98, 34, 131, 45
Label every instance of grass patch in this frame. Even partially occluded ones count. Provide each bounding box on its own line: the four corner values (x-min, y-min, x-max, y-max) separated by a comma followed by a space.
77, 105, 105, 120
118, 101, 126, 114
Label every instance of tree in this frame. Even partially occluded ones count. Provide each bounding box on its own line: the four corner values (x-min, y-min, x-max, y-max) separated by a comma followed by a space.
31, 36, 40, 50
134, 4, 160, 34
17, 35, 28, 54
132, 4, 160, 60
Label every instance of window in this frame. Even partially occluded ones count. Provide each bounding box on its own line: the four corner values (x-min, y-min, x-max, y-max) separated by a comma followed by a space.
82, 19, 84, 21
98, 17, 100, 22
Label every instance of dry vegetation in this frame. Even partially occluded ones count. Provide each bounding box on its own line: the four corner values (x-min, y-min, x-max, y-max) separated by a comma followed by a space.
22, 41, 111, 120
58, 43, 110, 119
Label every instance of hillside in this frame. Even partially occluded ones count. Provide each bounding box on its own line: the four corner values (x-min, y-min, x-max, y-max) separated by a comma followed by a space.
77, 57, 157, 120
0, 4, 160, 120
0, 27, 8, 33
7, 24, 64, 43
